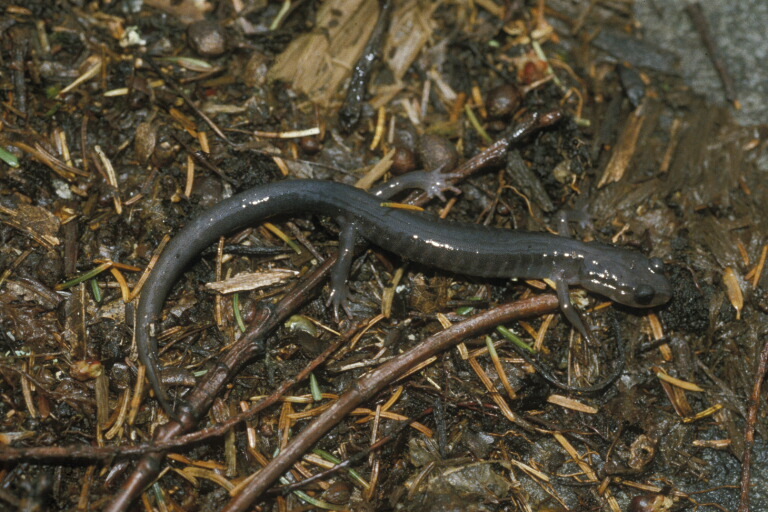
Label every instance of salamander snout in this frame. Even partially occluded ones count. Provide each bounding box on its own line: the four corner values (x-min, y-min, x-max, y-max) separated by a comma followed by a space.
579, 251, 672, 308
626, 257, 673, 308
626, 258, 672, 308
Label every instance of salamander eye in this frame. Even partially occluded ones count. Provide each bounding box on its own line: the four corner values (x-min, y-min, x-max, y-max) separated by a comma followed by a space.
634, 284, 655, 306
649, 258, 665, 273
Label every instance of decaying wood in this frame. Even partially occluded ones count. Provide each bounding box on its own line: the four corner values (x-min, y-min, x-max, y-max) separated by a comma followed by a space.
268, 0, 379, 106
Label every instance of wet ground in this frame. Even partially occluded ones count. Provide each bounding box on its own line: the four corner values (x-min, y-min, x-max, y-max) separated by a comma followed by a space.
0, 1, 766, 511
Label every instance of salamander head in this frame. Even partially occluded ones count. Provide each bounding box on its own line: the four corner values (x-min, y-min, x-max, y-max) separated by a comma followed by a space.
578, 249, 672, 308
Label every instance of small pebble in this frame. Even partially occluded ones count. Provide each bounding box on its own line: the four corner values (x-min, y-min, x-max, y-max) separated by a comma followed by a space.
187, 20, 226, 57
418, 133, 458, 171
243, 51, 270, 87
299, 136, 322, 155
486, 83, 522, 119
391, 146, 417, 175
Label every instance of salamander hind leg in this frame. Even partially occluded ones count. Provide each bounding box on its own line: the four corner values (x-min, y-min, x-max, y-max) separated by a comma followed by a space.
327, 219, 359, 321
421, 163, 463, 201
369, 163, 462, 202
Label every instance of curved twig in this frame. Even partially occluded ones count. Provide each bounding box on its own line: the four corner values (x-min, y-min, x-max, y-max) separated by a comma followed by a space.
221, 294, 559, 512
738, 335, 768, 512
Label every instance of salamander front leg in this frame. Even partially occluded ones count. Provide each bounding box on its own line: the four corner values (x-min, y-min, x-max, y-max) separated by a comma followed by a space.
555, 277, 595, 344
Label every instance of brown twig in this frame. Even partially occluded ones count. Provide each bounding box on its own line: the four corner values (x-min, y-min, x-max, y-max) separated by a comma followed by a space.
222, 294, 559, 512
685, 3, 738, 106
104, 256, 339, 512
458, 108, 563, 178
0, 316, 358, 465
737, 336, 768, 512
276, 408, 433, 494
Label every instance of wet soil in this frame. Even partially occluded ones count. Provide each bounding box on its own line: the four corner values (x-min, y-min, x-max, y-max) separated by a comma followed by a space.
1, 1, 766, 511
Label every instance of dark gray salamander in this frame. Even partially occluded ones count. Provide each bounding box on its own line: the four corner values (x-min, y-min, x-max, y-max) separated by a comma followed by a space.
137, 179, 672, 415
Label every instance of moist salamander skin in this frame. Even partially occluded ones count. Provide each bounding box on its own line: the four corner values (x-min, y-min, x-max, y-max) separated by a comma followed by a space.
136, 179, 673, 415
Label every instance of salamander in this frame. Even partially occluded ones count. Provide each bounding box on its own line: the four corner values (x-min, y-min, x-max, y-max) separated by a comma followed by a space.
136, 178, 672, 415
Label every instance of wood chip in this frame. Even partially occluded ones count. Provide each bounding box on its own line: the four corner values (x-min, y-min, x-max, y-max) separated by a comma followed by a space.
547, 394, 598, 414
654, 368, 705, 392
384, 0, 436, 80
268, 0, 379, 106
597, 104, 645, 188
723, 267, 744, 320
205, 269, 298, 294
